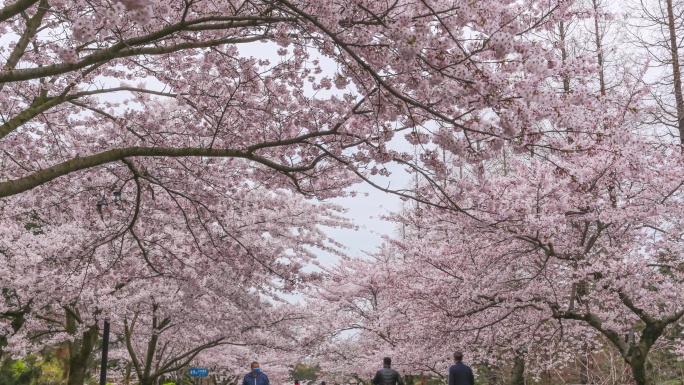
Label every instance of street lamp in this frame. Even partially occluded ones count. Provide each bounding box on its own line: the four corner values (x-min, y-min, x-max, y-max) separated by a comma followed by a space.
100, 317, 110, 385
96, 188, 120, 385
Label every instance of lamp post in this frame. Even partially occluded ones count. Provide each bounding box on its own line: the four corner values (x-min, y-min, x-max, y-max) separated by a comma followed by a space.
97, 188, 120, 385
100, 318, 110, 385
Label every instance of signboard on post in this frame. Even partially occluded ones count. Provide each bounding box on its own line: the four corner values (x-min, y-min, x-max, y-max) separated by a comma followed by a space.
190, 368, 209, 377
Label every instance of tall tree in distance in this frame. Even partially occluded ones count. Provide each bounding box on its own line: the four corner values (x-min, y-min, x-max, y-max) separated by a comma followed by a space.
629, 0, 684, 143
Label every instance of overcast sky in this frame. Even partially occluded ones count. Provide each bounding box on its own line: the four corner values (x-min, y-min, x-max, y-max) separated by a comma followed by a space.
324, 173, 408, 263
235, 43, 416, 265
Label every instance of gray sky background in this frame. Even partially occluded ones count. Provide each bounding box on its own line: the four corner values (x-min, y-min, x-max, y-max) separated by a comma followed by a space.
237, 43, 415, 265
324, 174, 407, 263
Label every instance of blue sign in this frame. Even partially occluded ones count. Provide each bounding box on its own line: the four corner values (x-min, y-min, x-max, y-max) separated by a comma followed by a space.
190, 368, 209, 377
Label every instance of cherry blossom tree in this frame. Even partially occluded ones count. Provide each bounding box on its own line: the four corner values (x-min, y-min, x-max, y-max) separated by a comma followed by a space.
369, 115, 684, 385
300, 255, 397, 383
0, 1, 632, 384
0, 179, 351, 384
0, 0, 591, 357
300, 2, 648, 382
0, 0, 603, 204
300, 2, 684, 380
108, 276, 305, 385
304, 246, 596, 385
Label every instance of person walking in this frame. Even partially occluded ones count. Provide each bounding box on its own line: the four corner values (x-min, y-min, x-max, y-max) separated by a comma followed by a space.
372, 357, 405, 385
448, 352, 474, 385
243, 361, 270, 385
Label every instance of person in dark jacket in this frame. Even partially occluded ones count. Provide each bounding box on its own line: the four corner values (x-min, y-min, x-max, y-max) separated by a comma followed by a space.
243, 361, 269, 385
448, 352, 474, 385
372, 357, 405, 385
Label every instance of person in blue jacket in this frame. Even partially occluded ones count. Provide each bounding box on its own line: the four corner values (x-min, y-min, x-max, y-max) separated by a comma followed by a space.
243, 361, 269, 385
448, 352, 474, 385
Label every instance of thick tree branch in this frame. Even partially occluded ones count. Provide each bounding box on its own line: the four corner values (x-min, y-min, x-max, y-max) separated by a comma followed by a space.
662, 307, 684, 324
0, 0, 39, 23
2, 0, 48, 73
616, 289, 656, 324
0, 146, 326, 198
550, 305, 628, 355
0, 17, 271, 84
124, 315, 144, 380
0, 93, 73, 139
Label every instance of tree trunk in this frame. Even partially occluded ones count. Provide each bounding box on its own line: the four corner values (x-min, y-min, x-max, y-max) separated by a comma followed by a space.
665, 0, 684, 143
139, 373, 167, 385
624, 325, 662, 385
630, 359, 654, 385
509, 355, 525, 385
123, 362, 132, 385
67, 323, 99, 385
